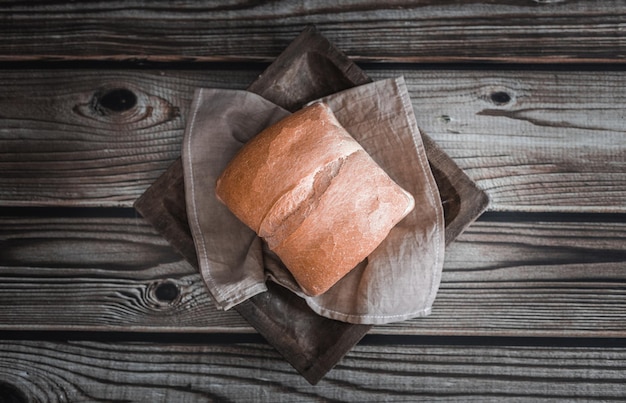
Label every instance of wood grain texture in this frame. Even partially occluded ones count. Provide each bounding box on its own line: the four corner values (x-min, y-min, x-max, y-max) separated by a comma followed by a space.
2, 213, 624, 337
1, 3, 623, 396
0, 340, 625, 402
1, 1, 626, 63
388, 216, 626, 337
0, 69, 257, 206
0, 68, 624, 211
0, 214, 250, 332
377, 69, 626, 213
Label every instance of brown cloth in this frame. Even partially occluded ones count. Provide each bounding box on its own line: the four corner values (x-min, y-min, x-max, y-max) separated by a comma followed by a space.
182, 77, 445, 325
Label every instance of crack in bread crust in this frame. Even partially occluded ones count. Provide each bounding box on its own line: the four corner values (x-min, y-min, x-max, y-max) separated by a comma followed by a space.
259, 152, 353, 249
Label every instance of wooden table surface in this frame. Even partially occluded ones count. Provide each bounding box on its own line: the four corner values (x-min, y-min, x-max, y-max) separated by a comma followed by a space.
1, 1, 625, 401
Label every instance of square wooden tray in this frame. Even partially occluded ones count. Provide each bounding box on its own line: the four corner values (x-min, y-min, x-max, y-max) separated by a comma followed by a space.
134, 26, 488, 384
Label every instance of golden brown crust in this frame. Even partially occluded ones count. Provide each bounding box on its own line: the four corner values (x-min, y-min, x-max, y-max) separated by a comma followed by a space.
215, 103, 359, 233
272, 150, 414, 295
215, 102, 414, 296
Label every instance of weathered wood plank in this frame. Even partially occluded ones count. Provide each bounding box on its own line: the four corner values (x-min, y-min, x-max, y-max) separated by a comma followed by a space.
383, 69, 626, 213
0, 340, 625, 401
1, 213, 625, 337
391, 215, 626, 337
1, 69, 624, 211
1, 1, 626, 63
0, 69, 257, 206
0, 213, 249, 332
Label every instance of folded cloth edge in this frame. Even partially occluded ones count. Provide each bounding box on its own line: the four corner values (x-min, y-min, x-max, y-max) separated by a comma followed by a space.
182, 80, 445, 324
294, 76, 445, 324
182, 88, 284, 310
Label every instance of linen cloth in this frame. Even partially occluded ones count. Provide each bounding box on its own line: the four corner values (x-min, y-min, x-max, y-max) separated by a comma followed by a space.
182, 77, 445, 324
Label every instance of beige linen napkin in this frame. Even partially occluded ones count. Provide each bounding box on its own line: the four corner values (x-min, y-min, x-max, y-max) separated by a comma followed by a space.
182, 77, 445, 324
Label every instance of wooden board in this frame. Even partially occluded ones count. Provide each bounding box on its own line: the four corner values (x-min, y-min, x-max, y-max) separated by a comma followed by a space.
134, 26, 487, 384
2, 1, 626, 63
1, 68, 624, 211
1, 213, 625, 337
2, 339, 626, 402
1, 2, 626, 400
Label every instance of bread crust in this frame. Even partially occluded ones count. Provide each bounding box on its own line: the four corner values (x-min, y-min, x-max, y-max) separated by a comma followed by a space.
215, 102, 414, 296
215, 103, 359, 233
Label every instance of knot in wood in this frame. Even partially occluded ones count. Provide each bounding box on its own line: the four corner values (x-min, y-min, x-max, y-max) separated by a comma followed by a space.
0, 381, 28, 403
154, 281, 180, 303
490, 91, 512, 105
93, 88, 137, 115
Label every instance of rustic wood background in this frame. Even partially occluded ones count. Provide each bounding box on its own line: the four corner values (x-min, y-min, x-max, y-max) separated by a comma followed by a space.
1, 1, 625, 401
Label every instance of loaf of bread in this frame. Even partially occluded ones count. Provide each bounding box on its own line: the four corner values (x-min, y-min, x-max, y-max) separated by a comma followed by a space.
215, 102, 415, 296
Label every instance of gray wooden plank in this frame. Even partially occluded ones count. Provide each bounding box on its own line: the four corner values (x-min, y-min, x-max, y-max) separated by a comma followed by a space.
0, 68, 624, 211
386, 216, 626, 337
1, 1, 626, 63
0, 340, 625, 401
0, 69, 257, 206
0, 214, 249, 332
380, 69, 626, 213
1, 214, 624, 337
